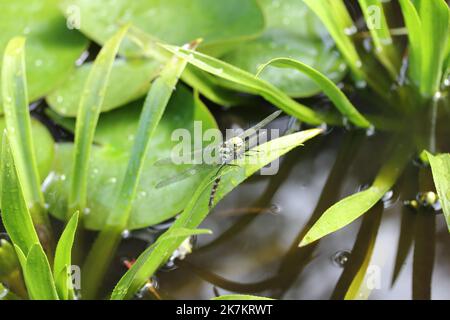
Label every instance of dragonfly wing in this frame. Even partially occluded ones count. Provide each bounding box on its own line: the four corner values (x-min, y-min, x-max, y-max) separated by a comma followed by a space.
155, 165, 215, 189
155, 166, 198, 189
154, 147, 209, 166
237, 110, 282, 141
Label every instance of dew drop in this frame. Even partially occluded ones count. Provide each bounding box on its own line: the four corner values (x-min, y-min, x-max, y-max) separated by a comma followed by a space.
366, 126, 376, 137
121, 229, 131, 239
344, 25, 357, 36
269, 203, 282, 215
109, 177, 117, 184
83, 207, 91, 216
60, 174, 66, 181
332, 250, 351, 268
0, 287, 9, 300
56, 96, 64, 104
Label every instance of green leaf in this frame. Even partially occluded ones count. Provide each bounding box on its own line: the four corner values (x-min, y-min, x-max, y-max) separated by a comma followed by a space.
257, 58, 371, 128
222, 0, 346, 98
418, 0, 449, 97
0, 117, 54, 185
0, 0, 88, 112
303, 0, 364, 80
358, 0, 400, 79
45, 86, 217, 230
162, 44, 339, 125
53, 212, 79, 300
47, 59, 160, 117
61, 0, 264, 56
300, 142, 412, 247
2, 37, 47, 215
23, 244, 58, 300
400, 0, 449, 96
398, 0, 423, 84
223, 31, 347, 98
111, 128, 323, 300
0, 239, 20, 279
212, 294, 273, 300
426, 152, 450, 231
257, 0, 328, 39
0, 134, 40, 255
69, 25, 129, 215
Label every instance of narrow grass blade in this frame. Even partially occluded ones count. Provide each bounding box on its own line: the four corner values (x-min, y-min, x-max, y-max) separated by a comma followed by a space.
0, 133, 40, 255
69, 25, 129, 216
300, 141, 412, 247
212, 295, 273, 300
53, 212, 79, 300
23, 244, 58, 300
111, 129, 322, 300
303, 0, 364, 80
426, 152, 450, 231
1, 37, 52, 241
418, 0, 449, 97
257, 58, 372, 128
161, 44, 338, 125
81, 41, 200, 300
358, 0, 400, 78
398, 0, 423, 84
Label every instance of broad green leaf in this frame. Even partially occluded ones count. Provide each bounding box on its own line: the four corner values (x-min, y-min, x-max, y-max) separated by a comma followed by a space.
0, 0, 88, 112
426, 152, 450, 231
300, 142, 412, 247
257, 0, 328, 39
2, 37, 46, 215
418, 0, 449, 97
23, 244, 58, 300
0, 117, 54, 184
358, 0, 400, 79
61, 0, 264, 56
212, 294, 273, 300
162, 44, 339, 125
47, 59, 160, 117
111, 128, 323, 300
257, 58, 371, 128
69, 26, 129, 215
223, 31, 347, 98
222, 0, 346, 98
45, 86, 217, 230
303, 0, 364, 80
1, 134, 40, 255
53, 212, 79, 300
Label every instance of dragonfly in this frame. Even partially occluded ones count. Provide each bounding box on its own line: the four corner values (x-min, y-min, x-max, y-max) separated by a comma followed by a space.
155, 110, 283, 209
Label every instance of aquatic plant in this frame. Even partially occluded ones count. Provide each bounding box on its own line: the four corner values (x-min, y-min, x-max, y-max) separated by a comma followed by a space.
0, 0, 449, 300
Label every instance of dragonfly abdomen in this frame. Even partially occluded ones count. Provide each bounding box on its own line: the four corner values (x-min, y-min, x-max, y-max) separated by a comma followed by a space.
209, 177, 222, 209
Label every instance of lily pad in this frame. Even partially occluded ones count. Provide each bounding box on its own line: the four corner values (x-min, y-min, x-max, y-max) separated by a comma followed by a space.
222, 0, 347, 98
46, 59, 160, 116
0, 0, 89, 112
44, 85, 218, 230
61, 0, 265, 56
0, 117, 54, 181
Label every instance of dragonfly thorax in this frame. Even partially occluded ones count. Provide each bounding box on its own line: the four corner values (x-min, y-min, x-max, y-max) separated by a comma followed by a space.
218, 136, 245, 164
